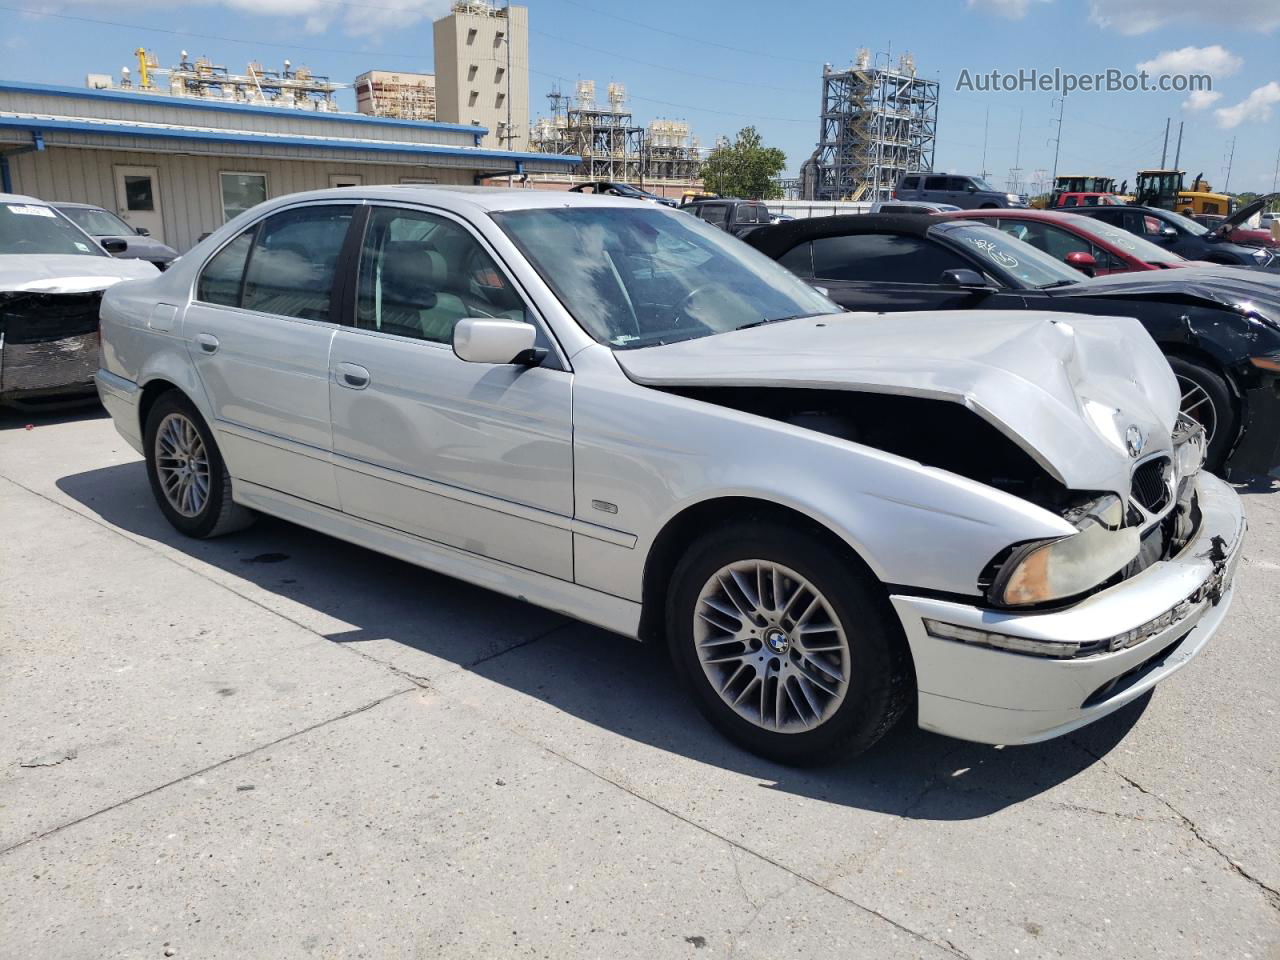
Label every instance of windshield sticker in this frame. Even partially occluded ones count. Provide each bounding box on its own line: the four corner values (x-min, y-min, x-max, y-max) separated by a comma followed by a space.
965, 236, 1019, 268
6, 204, 56, 218
73, 242, 91, 252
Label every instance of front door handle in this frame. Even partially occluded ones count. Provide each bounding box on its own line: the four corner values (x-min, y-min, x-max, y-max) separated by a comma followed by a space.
335, 362, 370, 390
195, 333, 219, 354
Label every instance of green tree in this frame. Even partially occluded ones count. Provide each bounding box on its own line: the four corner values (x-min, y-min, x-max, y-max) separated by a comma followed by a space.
700, 127, 787, 199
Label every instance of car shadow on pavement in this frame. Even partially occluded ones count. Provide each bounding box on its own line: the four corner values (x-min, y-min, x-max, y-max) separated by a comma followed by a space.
56, 460, 1149, 822
0, 404, 109, 431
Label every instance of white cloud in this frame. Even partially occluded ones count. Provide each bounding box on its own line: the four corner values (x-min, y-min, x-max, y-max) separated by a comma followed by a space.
1091, 0, 1280, 34
1183, 89, 1222, 111
1137, 45, 1242, 78
1215, 82, 1280, 129
965, 0, 1047, 20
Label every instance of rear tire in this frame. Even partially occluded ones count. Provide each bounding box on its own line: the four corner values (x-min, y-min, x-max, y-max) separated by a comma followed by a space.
143, 391, 254, 538
666, 521, 912, 765
1168, 356, 1237, 471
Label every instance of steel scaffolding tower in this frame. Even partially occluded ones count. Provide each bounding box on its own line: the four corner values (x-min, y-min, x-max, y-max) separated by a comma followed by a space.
811, 51, 938, 202
530, 81, 702, 186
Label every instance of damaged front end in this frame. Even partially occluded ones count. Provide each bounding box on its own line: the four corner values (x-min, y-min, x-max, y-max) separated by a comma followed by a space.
0, 290, 104, 404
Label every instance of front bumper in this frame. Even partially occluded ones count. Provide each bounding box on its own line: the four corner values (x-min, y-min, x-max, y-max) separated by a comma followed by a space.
890, 472, 1245, 745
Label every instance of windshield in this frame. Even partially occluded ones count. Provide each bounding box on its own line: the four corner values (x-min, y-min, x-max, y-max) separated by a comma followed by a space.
1064, 215, 1184, 264
970, 177, 995, 192
60, 206, 132, 237
0, 202, 105, 257
494, 206, 837, 349
1159, 209, 1209, 237
938, 223, 1081, 289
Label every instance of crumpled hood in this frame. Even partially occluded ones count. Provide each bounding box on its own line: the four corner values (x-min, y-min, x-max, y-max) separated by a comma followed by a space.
615, 310, 1180, 497
0, 254, 159, 293
1056, 266, 1280, 320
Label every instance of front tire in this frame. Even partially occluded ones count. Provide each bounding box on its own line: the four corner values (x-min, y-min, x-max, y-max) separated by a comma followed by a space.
1168, 356, 1237, 471
666, 522, 912, 765
144, 391, 254, 538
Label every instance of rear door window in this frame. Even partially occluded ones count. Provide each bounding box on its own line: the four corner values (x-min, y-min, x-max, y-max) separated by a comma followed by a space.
240, 204, 356, 322
811, 233, 969, 283
924, 176, 949, 192
196, 229, 255, 306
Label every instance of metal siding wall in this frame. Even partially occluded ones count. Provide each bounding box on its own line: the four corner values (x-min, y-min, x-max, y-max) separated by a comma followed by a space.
6, 146, 475, 253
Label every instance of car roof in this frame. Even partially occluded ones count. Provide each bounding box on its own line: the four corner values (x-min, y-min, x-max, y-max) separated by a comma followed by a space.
745, 213, 943, 255
0, 192, 47, 205
238, 185, 670, 216
50, 201, 106, 210
938, 209, 1096, 225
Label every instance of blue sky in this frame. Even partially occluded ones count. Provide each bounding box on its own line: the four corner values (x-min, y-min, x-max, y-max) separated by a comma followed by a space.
3, 0, 1279, 191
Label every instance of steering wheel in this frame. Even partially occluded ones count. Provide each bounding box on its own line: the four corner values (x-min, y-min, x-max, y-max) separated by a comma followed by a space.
671, 283, 718, 328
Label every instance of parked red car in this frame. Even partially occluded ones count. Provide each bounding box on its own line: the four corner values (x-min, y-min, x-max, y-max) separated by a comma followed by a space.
936, 209, 1205, 275
1052, 192, 1125, 208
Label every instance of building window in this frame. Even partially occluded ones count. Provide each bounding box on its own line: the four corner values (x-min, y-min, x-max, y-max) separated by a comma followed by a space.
466, 27, 477, 44
494, 30, 505, 46
467, 64, 478, 81
495, 92, 505, 108
495, 66, 504, 82
468, 91, 479, 107
219, 172, 267, 223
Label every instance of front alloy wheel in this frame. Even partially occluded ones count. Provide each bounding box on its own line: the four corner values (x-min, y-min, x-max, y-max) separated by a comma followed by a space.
668, 522, 912, 765
694, 560, 852, 732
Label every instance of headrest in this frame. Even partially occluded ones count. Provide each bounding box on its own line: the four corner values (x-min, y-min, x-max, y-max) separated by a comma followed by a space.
378, 244, 439, 310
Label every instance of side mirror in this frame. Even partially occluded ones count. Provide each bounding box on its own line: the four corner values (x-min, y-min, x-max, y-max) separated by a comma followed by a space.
135, 226, 151, 237
452, 318, 542, 365
1064, 251, 1097, 276
100, 237, 128, 254
940, 268, 993, 290
1160, 226, 1178, 240
966, 184, 978, 193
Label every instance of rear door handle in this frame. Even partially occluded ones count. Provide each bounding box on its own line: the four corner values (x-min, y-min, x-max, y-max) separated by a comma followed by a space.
335, 362, 370, 390
195, 333, 219, 354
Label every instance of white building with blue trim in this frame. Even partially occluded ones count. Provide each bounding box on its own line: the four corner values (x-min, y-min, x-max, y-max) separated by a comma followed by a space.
0, 80, 578, 251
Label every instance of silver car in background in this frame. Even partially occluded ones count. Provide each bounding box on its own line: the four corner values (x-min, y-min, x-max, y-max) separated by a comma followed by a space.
96, 187, 1245, 763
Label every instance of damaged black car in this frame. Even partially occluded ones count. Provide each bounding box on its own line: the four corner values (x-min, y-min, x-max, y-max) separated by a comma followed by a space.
746, 214, 1280, 477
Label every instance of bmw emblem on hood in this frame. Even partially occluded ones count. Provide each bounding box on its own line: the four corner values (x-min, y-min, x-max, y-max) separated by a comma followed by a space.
1126, 424, 1145, 458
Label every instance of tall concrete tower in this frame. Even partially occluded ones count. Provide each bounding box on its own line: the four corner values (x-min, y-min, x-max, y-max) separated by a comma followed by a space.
433, 2, 529, 150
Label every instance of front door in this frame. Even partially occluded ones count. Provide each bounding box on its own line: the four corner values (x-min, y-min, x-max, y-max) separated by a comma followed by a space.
328, 204, 574, 580
186, 201, 358, 508
113, 165, 165, 243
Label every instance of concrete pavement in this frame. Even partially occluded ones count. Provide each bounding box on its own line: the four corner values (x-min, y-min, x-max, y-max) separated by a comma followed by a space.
2, 406, 1278, 959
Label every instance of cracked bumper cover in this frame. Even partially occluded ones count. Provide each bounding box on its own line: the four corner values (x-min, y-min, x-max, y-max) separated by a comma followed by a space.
890, 472, 1245, 746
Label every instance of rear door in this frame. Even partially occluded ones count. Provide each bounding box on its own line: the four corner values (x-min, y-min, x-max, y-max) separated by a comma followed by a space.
807, 232, 990, 311
327, 203, 574, 580
185, 201, 356, 507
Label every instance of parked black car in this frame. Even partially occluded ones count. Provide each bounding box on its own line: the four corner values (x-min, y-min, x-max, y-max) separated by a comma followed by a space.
567, 181, 678, 207
746, 214, 1280, 474
54, 202, 179, 270
1072, 200, 1277, 270
679, 198, 773, 237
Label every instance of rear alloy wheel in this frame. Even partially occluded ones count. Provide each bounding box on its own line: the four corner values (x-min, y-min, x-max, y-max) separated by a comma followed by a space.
144, 391, 254, 538
668, 521, 912, 765
1168, 356, 1237, 471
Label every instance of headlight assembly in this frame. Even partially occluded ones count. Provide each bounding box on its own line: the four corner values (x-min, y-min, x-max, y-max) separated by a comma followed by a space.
989, 494, 1139, 607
